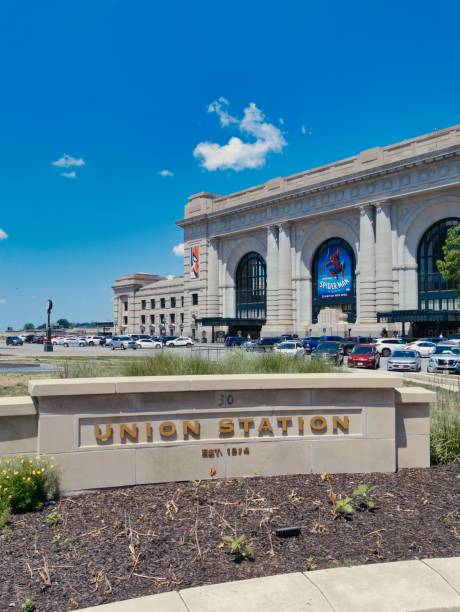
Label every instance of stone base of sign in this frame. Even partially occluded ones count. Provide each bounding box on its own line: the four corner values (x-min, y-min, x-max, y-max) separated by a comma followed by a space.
0, 374, 436, 492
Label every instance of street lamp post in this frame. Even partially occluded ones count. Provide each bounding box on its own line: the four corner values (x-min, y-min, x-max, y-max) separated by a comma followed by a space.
44, 299, 53, 352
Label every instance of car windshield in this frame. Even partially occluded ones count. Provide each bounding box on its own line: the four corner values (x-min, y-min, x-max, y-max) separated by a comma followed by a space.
435, 346, 460, 355
353, 346, 373, 354
317, 342, 338, 350
279, 342, 296, 349
392, 350, 417, 358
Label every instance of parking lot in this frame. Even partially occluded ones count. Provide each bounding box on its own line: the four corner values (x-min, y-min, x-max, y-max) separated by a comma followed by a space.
0, 341, 437, 372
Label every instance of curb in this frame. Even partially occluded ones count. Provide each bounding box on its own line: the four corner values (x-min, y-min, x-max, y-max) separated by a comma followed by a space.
80, 557, 460, 611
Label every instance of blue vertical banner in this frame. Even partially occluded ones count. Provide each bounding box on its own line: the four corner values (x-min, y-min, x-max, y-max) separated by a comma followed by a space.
317, 244, 352, 299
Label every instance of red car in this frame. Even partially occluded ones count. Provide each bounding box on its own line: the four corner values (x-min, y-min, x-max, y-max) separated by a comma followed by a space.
347, 344, 380, 369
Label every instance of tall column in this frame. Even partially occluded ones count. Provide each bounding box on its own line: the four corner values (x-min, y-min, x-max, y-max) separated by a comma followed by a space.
278, 222, 294, 329
265, 225, 279, 326
207, 238, 219, 317
358, 205, 376, 323
375, 202, 394, 313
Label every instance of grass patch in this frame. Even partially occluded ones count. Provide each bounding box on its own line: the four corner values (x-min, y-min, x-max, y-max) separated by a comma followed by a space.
122, 350, 340, 377
404, 380, 460, 464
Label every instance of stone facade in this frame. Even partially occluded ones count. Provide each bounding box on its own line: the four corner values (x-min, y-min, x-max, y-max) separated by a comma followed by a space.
114, 124, 460, 338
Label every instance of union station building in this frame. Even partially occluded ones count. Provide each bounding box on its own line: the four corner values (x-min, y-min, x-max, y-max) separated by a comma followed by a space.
113, 124, 460, 340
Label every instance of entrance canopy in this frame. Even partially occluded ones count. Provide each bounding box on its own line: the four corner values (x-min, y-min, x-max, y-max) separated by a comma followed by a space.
377, 310, 460, 323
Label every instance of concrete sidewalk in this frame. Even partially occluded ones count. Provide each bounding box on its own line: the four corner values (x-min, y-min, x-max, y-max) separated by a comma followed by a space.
81, 557, 460, 612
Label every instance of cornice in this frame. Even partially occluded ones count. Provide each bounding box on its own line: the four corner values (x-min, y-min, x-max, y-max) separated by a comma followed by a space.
177, 145, 460, 229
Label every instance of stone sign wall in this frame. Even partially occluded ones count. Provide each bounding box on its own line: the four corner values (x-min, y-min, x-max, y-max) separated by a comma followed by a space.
0, 374, 435, 492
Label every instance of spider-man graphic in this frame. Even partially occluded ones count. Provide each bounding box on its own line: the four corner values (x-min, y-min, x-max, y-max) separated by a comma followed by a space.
321, 247, 346, 280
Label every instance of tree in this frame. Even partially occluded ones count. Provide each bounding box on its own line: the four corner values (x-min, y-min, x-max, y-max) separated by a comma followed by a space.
23, 323, 35, 331
437, 224, 460, 300
56, 318, 71, 329
36, 323, 46, 330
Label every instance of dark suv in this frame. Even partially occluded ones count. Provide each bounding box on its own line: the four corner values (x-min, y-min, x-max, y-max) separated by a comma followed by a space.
312, 341, 345, 365
225, 336, 246, 347
6, 336, 23, 346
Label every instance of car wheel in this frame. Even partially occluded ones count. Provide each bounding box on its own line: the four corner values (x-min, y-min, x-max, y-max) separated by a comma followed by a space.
186, 343, 192, 347
382, 348, 391, 357
122, 345, 126, 350
111, 345, 115, 350
89, 341, 94, 346
64, 343, 69, 347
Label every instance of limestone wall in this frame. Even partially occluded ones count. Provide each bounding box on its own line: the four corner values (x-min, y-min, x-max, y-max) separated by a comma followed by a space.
0, 375, 435, 492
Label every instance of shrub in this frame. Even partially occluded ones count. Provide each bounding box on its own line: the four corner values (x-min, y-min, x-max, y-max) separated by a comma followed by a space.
0, 455, 60, 513
352, 484, 377, 510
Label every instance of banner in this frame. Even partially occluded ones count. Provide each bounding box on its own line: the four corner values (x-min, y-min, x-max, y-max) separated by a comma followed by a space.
317, 244, 352, 299
190, 245, 199, 279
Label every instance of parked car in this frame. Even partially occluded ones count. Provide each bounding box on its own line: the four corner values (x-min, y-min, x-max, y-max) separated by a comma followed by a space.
63, 337, 87, 347
53, 337, 67, 345
6, 336, 23, 346
243, 340, 259, 351
111, 336, 137, 350
341, 336, 376, 356
136, 338, 163, 349
404, 340, 437, 357
279, 334, 299, 341
387, 349, 421, 372
85, 336, 105, 346
274, 341, 305, 357
24, 334, 36, 343
158, 335, 177, 345
104, 337, 113, 347
301, 337, 322, 353
347, 344, 380, 369
225, 336, 247, 347
373, 338, 406, 357
417, 337, 445, 344
32, 335, 45, 344
166, 336, 194, 347
256, 337, 281, 351
312, 341, 344, 365
427, 345, 460, 374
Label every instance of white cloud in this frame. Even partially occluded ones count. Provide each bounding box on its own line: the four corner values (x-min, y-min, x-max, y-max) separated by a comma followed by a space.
301, 124, 312, 136
158, 169, 174, 177
279, 117, 285, 125
194, 99, 287, 171
172, 243, 184, 257
52, 154, 85, 168
166, 274, 175, 280
0, 228, 8, 240
60, 171, 77, 179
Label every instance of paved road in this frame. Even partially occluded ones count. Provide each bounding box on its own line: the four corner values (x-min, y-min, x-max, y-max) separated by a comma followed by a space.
0, 342, 435, 373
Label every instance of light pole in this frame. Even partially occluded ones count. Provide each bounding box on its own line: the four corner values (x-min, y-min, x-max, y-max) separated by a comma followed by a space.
44, 299, 53, 352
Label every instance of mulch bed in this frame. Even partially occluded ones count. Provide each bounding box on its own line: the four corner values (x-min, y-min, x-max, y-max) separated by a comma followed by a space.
1, 463, 459, 611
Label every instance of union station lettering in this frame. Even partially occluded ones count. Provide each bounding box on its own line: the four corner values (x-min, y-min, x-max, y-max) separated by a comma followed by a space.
93, 414, 350, 445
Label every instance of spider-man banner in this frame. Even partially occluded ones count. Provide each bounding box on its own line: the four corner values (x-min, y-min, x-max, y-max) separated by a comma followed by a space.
190, 245, 199, 279
317, 244, 352, 299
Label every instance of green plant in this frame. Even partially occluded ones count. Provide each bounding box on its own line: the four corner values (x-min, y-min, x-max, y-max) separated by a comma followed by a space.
332, 495, 354, 518
0, 496, 10, 530
51, 535, 61, 552
0, 455, 60, 513
456, 474, 460, 480
191, 480, 206, 497
352, 484, 378, 510
45, 511, 63, 525
222, 534, 254, 561
21, 597, 35, 612
305, 555, 318, 571
430, 390, 460, 464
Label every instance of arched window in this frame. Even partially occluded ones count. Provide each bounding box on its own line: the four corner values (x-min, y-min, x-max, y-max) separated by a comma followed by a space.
312, 238, 356, 323
235, 252, 267, 319
418, 218, 459, 311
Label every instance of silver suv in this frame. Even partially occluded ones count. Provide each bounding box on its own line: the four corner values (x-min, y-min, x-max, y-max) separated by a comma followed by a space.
111, 336, 137, 350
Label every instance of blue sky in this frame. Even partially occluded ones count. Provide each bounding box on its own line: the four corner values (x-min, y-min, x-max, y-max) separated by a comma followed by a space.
1, 1, 459, 329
